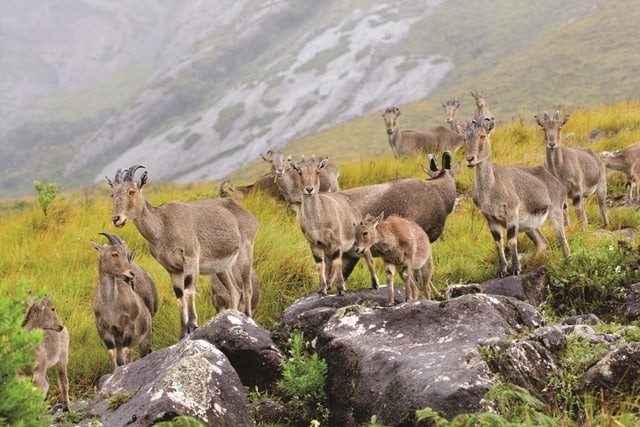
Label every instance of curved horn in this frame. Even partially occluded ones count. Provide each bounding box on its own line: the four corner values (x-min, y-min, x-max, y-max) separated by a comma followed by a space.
113, 168, 126, 184
128, 249, 136, 263
442, 151, 452, 170
123, 165, 146, 182
428, 153, 439, 172
99, 232, 125, 247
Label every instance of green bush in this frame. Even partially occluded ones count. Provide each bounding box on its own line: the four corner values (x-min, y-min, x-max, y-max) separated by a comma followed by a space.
277, 333, 326, 401
33, 181, 58, 217
0, 296, 49, 427
268, 332, 329, 425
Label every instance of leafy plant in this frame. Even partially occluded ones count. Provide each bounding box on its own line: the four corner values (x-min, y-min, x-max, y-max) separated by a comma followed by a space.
277, 332, 327, 403
275, 332, 329, 425
33, 180, 58, 217
0, 295, 49, 427
416, 384, 555, 426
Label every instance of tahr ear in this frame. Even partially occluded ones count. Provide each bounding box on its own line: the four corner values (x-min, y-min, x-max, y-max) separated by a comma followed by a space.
106, 176, 113, 188
91, 241, 103, 253
534, 114, 545, 128
373, 212, 384, 226
483, 117, 495, 133
139, 171, 148, 188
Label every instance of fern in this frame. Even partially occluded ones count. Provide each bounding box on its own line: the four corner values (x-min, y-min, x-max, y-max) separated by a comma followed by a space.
276, 333, 327, 402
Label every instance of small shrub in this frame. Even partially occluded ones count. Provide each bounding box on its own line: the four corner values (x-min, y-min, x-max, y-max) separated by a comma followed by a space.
33, 180, 58, 217
0, 295, 49, 426
277, 333, 327, 403
275, 332, 329, 425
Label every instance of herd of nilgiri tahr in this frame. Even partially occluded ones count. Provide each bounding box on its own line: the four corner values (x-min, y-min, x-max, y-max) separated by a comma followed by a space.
23, 90, 640, 411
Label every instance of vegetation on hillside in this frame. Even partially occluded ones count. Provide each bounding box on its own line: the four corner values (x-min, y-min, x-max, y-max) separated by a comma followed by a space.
1, 101, 640, 424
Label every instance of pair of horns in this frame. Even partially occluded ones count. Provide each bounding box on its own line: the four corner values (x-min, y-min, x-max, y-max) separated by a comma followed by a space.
99, 232, 135, 263
111, 165, 145, 184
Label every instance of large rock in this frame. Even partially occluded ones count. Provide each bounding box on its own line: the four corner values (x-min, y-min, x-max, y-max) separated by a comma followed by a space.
190, 310, 286, 391
581, 342, 640, 396
445, 266, 548, 306
485, 325, 566, 403
91, 339, 255, 426
623, 283, 640, 321
283, 293, 551, 426
274, 287, 404, 345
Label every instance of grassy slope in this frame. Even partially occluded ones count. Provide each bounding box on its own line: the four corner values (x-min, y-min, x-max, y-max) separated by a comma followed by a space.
2, 101, 640, 406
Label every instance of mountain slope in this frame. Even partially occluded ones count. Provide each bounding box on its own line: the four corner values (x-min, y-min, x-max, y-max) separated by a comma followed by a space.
1, 0, 636, 198
65, 0, 452, 185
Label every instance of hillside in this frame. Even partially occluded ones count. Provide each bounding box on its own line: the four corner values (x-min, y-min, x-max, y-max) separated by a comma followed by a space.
1, 0, 637, 198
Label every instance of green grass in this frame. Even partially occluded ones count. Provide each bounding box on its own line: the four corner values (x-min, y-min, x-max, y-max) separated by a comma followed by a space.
3, 101, 640, 421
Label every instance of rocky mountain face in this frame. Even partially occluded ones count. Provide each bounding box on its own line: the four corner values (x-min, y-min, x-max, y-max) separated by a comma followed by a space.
71, 0, 450, 185
0, 0, 450, 196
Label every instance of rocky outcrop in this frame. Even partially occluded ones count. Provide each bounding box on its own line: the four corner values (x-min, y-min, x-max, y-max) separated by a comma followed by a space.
445, 266, 549, 305
189, 310, 286, 391
86, 270, 640, 426
581, 342, 640, 396
278, 292, 556, 426
91, 338, 255, 426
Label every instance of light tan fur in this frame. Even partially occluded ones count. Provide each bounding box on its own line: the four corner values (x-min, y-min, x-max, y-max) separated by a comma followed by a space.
464, 117, 570, 277
92, 236, 152, 371
22, 296, 70, 410
471, 90, 493, 120
536, 111, 609, 228
218, 175, 282, 201
261, 150, 340, 214
600, 142, 640, 201
340, 151, 459, 285
442, 98, 466, 135
107, 165, 258, 339
354, 213, 433, 306
98, 233, 158, 317
382, 106, 464, 157
211, 266, 260, 314
290, 156, 376, 296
